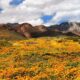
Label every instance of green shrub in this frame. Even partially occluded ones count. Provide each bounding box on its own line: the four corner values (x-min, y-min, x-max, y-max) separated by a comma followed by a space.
0, 40, 12, 47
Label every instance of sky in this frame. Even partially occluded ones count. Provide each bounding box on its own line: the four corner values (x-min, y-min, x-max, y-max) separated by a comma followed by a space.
0, 0, 80, 26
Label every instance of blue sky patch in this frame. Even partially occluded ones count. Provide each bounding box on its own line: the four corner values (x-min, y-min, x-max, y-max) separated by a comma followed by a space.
10, 0, 24, 6
0, 8, 3, 13
41, 15, 53, 23
57, 16, 71, 24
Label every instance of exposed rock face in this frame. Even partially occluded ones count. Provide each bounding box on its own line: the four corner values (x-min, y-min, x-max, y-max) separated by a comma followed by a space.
34, 25, 48, 33
19, 23, 36, 38
49, 22, 80, 36
0, 22, 80, 38
16, 24, 48, 38
49, 22, 70, 32
6, 23, 19, 30
68, 23, 80, 36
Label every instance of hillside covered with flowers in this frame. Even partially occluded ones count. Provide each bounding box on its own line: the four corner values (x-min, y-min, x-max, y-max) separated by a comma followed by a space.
0, 36, 80, 80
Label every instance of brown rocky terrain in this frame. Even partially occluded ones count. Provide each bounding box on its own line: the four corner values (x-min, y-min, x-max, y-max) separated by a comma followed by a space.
0, 22, 80, 38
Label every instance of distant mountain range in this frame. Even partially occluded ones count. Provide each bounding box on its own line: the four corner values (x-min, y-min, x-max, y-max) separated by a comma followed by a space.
49, 22, 80, 36
0, 22, 80, 38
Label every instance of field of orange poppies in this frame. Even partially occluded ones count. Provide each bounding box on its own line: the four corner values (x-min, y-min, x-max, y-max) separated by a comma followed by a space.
0, 36, 80, 80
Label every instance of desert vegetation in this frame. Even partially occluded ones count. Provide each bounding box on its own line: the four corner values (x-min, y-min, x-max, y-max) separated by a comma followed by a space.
0, 36, 80, 80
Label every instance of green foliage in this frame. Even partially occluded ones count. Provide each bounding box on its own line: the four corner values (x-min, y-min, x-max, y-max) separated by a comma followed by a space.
0, 40, 12, 47
66, 62, 80, 68
50, 75, 57, 80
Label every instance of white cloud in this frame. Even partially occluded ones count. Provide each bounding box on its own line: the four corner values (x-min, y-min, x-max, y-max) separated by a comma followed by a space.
0, 0, 80, 25
0, 0, 12, 9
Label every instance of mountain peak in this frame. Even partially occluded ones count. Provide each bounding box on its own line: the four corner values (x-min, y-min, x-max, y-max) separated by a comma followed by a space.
0, 22, 80, 38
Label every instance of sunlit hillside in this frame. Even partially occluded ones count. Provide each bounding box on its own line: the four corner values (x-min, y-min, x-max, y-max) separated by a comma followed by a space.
0, 27, 25, 40
0, 35, 80, 80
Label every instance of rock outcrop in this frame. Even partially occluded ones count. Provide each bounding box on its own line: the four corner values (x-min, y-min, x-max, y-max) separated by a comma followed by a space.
49, 22, 80, 36
16, 23, 34, 38
34, 25, 48, 32
0, 22, 80, 38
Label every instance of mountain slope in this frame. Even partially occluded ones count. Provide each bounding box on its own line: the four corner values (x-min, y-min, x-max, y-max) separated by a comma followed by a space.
0, 25, 25, 40
49, 22, 80, 36
0, 22, 80, 40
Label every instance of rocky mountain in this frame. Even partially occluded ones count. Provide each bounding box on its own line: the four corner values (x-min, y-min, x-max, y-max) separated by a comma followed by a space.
0, 23, 48, 38
0, 22, 80, 38
49, 22, 80, 36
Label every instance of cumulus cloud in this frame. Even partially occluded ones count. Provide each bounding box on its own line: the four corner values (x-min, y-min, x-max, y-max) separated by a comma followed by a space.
0, 0, 80, 25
